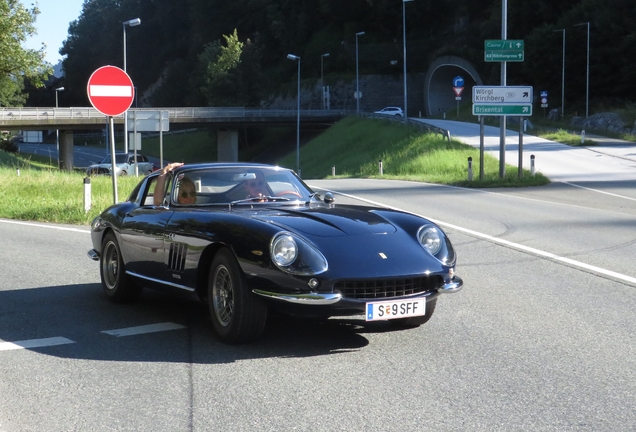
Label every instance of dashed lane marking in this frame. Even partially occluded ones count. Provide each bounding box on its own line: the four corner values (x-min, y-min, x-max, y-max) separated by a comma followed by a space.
101, 322, 187, 337
0, 337, 75, 352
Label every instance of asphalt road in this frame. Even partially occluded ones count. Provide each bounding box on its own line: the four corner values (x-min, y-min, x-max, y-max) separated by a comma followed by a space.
2, 171, 636, 430
3, 122, 636, 431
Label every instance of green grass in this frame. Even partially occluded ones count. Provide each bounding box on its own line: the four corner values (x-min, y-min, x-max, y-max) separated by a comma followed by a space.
0, 153, 139, 225
278, 116, 549, 187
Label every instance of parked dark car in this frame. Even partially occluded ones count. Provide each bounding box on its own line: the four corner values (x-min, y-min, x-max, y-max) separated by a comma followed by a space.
88, 163, 463, 343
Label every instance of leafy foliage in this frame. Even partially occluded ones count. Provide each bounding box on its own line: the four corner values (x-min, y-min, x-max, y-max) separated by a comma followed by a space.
0, 0, 53, 106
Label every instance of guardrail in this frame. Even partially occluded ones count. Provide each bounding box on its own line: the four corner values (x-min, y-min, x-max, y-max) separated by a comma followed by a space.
362, 113, 451, 141
0, 107, 351, 121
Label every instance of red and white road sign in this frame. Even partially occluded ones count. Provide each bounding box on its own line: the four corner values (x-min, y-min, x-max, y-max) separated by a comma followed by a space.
453, 86, 464, 97
87, 66, 134, 117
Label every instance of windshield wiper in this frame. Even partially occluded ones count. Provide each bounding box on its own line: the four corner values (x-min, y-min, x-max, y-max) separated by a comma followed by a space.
230, 196, 291, 205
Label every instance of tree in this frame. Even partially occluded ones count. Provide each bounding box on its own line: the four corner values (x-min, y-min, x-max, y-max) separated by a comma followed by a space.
199, 29, 244, 106
0, 0, 52, 106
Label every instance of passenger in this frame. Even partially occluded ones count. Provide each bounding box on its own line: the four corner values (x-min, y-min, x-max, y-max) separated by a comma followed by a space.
176, 176, 197, 204
244, 172, 269, 198
153, 162, 184, 205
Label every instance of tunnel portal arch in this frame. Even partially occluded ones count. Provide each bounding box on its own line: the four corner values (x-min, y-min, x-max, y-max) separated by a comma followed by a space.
424, 56, 483, 117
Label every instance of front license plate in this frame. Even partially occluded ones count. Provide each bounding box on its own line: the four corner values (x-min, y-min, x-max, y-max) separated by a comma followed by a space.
365, 298, 426, 321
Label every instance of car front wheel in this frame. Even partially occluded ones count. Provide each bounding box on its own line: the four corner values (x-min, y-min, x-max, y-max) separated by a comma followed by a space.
208, 248, 267, 344
100, 232, 142, 303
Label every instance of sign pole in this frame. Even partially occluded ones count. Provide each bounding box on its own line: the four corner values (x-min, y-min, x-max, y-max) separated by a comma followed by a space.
499, 0, 508, 179
479, 116, 485, 180
159, 111, 164, 168
109, 116, 119, 203
518, 117, 523, 178
133, 110, 138, 176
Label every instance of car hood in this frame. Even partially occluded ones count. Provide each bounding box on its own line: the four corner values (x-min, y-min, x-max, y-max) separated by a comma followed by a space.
247, 206, 397, 237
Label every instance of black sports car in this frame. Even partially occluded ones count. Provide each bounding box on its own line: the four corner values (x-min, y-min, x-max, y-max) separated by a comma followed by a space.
88, 163, 463, 343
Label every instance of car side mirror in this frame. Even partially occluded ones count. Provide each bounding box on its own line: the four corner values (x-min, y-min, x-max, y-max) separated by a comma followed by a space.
323, 192, 335, 204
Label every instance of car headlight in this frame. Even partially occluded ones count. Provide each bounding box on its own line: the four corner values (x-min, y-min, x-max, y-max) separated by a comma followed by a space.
417, 225, 442, 256
270, 232, 328, 275
271, 234, 297, 266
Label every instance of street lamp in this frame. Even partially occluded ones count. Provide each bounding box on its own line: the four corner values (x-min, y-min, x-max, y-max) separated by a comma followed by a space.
287, 54, 301, 175
122, 18, 141, 154
355, 31, 365, 115
321, 53, 329, 110
402, 0, 413, 123
55, 87, 65, 165
554, 28, 566, 119
575, 21, 590, 118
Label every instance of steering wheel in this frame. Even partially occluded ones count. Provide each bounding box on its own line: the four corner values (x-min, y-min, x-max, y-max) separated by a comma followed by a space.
276, 190, 302, 198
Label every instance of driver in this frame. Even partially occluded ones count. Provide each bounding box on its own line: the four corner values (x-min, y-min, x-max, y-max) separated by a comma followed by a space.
244, 172, 269, 198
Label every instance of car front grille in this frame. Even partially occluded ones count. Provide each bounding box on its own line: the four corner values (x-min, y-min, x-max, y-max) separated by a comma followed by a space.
334, 276, 443, 300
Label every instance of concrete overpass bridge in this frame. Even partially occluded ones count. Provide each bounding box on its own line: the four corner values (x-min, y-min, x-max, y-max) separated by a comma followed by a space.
0, 107, 349, 169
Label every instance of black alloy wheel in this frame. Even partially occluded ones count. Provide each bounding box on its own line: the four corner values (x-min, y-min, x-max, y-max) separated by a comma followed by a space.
208, 248, 267, 344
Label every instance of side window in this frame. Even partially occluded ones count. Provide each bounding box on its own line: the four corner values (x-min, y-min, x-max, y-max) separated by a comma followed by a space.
142, 177, 157, 206
142, 176, 172, 206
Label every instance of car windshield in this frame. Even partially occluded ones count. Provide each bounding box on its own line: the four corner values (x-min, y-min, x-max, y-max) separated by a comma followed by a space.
169, 166, 314, 206
100, 154, 128, 164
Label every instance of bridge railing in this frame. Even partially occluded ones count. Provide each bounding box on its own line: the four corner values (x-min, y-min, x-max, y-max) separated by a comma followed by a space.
0, 107, 352, 121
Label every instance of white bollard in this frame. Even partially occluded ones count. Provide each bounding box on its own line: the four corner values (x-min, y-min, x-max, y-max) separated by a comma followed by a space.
530, 154, 535, 176
16, 169, 19, 176
467, 157, 473, 181
378, 160, 383, 176
581, 129, 585, 144
84, 177, 91, 212
332, 165, 335, 176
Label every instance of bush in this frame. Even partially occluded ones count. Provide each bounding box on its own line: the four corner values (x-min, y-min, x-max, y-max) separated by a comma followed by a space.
0, 132, 18, 154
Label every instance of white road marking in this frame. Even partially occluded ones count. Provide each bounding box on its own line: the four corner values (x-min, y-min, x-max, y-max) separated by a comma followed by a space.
563, 181, 636, 201
312, 185, 636, 286
0, 337, 75, 352
101, 322, 187, 337
0, 218, 89, 233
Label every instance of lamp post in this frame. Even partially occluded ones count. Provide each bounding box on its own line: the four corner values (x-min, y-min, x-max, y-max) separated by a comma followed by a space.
321, 53, 329, 110
554, 28, 566, 119
122, 18, 141, 154
402, 0, 413, 123
355, 31, 365, 115
575, 21, 590, 118
55, 87, 64, 166
287, 54, 301, 175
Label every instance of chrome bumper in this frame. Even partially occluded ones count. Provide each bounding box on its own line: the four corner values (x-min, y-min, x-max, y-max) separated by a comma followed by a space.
253, 275, 463, 305
438, 276, 463, 293
87, 249, 100, 261
252, 289, 342, 305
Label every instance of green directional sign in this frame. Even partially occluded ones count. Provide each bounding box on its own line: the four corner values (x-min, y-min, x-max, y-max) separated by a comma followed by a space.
484, 39, 524, 62
472, 104, 532, 116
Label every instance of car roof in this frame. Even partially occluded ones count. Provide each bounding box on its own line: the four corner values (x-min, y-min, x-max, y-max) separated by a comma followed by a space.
155, 162, 294, 177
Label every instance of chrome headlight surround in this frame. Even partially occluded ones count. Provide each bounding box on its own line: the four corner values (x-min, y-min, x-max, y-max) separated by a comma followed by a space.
416, 224, 456, 265
270, 232, 328, 276
417, 225, 442, 256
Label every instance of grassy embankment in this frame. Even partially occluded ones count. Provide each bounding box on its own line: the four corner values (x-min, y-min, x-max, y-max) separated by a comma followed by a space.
0, 116, 548, 225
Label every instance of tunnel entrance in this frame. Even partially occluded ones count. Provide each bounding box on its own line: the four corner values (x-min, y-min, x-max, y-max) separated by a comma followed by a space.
424, 56, 483, 117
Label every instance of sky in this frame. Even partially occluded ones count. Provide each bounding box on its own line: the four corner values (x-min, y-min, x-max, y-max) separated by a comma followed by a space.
22, 0, 86, 66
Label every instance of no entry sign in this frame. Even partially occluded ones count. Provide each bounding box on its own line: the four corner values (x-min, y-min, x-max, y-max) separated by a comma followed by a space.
87, 66, 134, 116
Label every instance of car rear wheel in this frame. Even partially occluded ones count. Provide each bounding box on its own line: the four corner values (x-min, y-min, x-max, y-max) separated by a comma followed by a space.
390, 298, 437, 328
100, 232, 142, 303
208, 248, 267, 344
